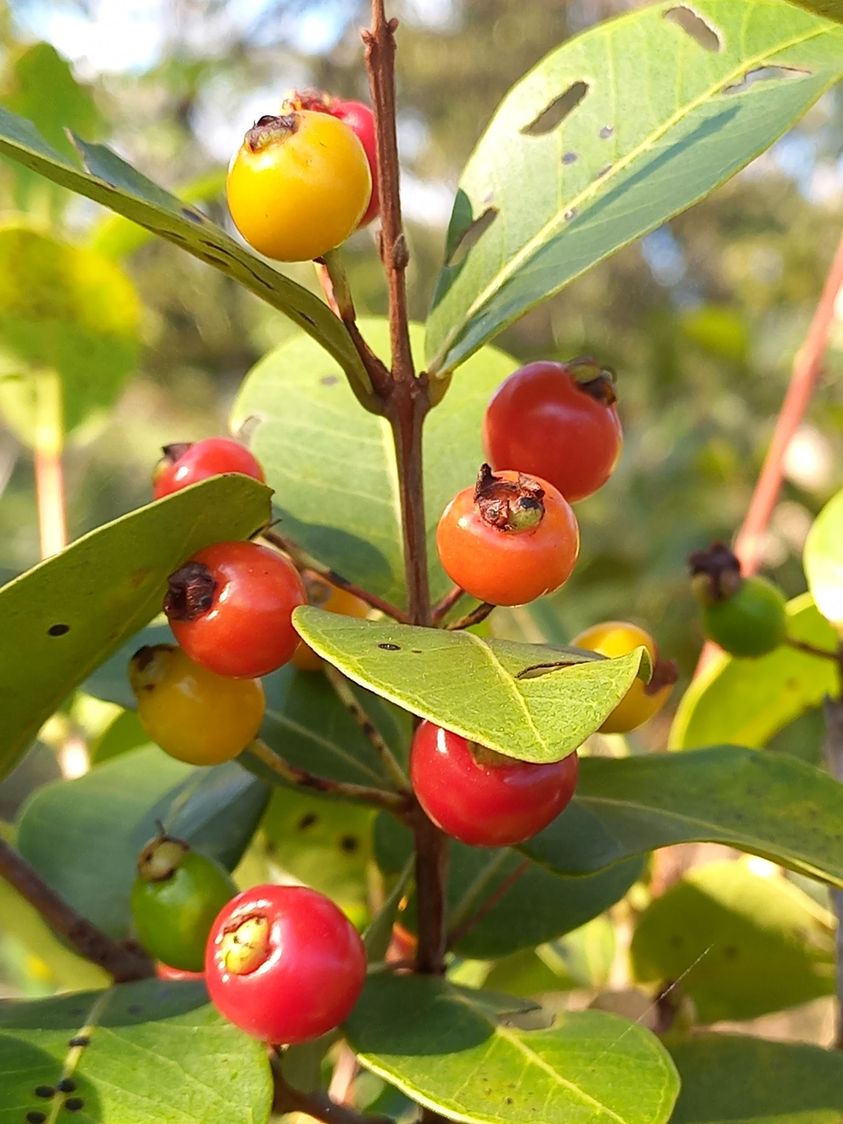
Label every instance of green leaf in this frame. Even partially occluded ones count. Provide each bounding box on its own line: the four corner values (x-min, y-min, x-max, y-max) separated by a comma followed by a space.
345, 975, 679, 1123
16, 747, 268, 938
804, 489, 843, 628
668, 1034, 843, 1123
0, 980, 272, 1123
0, 106, 370, 401
0, 474, 270, 780
630, 860, 835, 1021
425, 0, 843, 375
670, 594, 840, 749
0, 225, 140, 439
785, 0, 843, 25
293, 609, 649, 763
521, 747, 843, 886
376, 815, 640, 958
231, 319, 516, 607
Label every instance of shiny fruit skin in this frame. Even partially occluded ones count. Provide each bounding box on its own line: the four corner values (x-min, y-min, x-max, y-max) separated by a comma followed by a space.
436, 471, 579, 606
132, 849, 236, 972
153, 438, 264, 500
571, 621, 670, 733
166, 540, 306, 678
483, 361, 622, 502
702, 576, 787, 657
410, 721, 579, 847
129, 644, 265, 765
205, 884, 367, 1044
293, 578, 369, 671
226, 110, 371, 261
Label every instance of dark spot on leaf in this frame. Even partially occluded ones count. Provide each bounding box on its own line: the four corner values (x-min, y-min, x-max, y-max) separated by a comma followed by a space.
663, 6, 721, 51
723, 945, 739, 959
48, 623, 70, 637
339, 835, 359, 854
127, 1004, 143, 1015
599, 125, 614, 139
34, 1087, 54, 1099
723, 66, 811, 95
68, 1036, 90, 1048
300, 313, 317, 327
297, 813, 318, 830
446, 207, 498, 269
563, 209, 577, 222
26, 1113, 46, 1124
669, 933, 683, 948
65, 1100, 84, 1113
378, 643, 401, 651
521, 81, 589, 136
411, 650, 423, 655
562, 151, 578, 165
505, 1097, 513, 1105
181, 207, 203, 223
596, 163, 613, 178
320, 374, 340, 386
68, 1008, 84, 1017
56, 1079, 75, 1094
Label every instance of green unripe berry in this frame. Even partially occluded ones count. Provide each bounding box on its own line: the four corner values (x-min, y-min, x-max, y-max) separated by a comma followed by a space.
701, 575, 787, 658
131, 835, 237, 972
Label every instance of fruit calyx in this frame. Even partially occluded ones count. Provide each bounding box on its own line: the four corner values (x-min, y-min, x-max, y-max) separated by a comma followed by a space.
164, 562, 217, 621
567, 356, 617, 405
474, 463, 545, 533
283, 88, 333, 114
688, 542, 743, 605
219, 915, 271, 975
244, 114, 299, 153
136, 833, 189, 883
645, 656, 679, 697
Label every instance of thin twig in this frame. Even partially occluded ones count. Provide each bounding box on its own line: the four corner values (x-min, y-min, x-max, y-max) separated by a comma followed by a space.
260, 527, 410, 622
822, 695, 843, 1049
734, 232, 843, 576
318, 250, 392, 398
245, 738, 411, 814
0, 839, 152, 982
446, 601, 495, 631
784, 637, 842, 663
432, 584, 466, 624
272, 1053, 393, 1124
447, 859, 531, 950
322, 663, 411, 792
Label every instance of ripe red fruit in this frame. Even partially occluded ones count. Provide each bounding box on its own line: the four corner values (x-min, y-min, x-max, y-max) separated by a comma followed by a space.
205, 884, 367, 1043
285, 92, 379, 226
152, 438, 264, 500
164, 540, 306, 678
436, 465, 579, 606
410, 721, 579, 847
483, 359, 622, 502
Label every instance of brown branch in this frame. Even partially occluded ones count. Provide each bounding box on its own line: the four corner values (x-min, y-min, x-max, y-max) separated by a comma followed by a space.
0, 839, 152, 983
317, 250, 392, 399
245, 738, 411, 814
362, 3, 415, 385
446, 601, 495, 631
784, 637, 842, 663
409, 802, 449, 975
322, 663, 411, 792
432, 584, 467, 624
260, 527, 410, 623
733, 232, 843, 576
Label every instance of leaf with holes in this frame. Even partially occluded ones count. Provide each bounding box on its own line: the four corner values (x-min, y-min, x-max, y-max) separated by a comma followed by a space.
231, 319, 516, 608
630, 861, 835, 1021
0, 475, 270, 780
0, 106, 370, 401
804, 489, 843, 629
345, 975, 679, 1124
292, 609, 650, 764
670, 595, 841, 750
0, 980, 272, 1123
522, 747, 843, 887
668, 1034, 843, 1123
426, 0, 843, 375
16, 747, 268, 938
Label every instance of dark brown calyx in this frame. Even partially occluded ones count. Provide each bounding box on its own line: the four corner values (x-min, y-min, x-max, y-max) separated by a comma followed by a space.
164, 562, 217, 621
646, 656, 679, 697
244, 113, 299, 153
567, 356, 617, 405
688, 541, 742, 604
136, 834, 189, 882
160, 442, 193, 466
284, 89, 332, 114
475, 463, 544, 533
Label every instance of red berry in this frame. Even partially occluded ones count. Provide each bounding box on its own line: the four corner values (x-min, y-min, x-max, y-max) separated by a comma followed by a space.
410, 721, 579, 847
483, 359, 622, 502
153, 438, 264, 500
205, 884, 367, 1044
436, 465, 579, 606
164, 541, 306, 678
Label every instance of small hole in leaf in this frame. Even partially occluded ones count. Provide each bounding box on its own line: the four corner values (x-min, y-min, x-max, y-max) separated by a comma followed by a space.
339, 835, 359, 854
563, 208, 577, 222
521, 81, 589, 136
723, 65, 810, 95
377, 643, 401, 651
48, 623, 70, 637
562, 151, 578, 165
320, 374, 340, 386
67, 1036, 89, 1048
297, 813, 318, 830
446, 207, 498, 269
599, 125, 613, 139
663, 6, 721, 51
